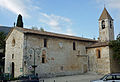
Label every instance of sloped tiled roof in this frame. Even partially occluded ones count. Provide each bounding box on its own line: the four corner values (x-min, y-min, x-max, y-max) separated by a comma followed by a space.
12, 27, 97, 42
86, 42, 109, 48
99, 7, 113, 20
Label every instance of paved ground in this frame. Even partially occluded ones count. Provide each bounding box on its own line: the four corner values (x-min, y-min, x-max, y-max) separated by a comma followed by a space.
39, 72, 103, 82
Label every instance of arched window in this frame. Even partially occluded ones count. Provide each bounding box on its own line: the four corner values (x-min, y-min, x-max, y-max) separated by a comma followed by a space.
12, 39, 15, 47
96, 49, 101, 58
110, 21, 112, 28
102, 20, 105, 29
42, 54, 46, 63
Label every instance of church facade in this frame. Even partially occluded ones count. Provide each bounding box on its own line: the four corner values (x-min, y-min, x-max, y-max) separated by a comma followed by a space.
4, 8, 120, 77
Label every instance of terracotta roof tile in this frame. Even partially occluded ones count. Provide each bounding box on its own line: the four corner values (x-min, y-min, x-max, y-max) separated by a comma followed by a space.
15, 27, 97, 42
86, 42, 109, 48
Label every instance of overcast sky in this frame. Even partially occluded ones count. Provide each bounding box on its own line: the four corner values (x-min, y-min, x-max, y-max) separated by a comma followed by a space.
0, 0, 120, 39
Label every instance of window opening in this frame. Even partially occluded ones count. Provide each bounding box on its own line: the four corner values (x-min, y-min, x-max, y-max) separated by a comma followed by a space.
44, 39, 47, 47
73, 42, 76, 50
110, 21, 112, 28
12, 54, 14, 59
102, 20, 105, 29
97, 49, 101, 58
42, 54, 45, 63
12, 39, 15, 47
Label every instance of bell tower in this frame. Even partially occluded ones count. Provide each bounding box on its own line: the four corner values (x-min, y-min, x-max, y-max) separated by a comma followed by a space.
99, 7, 114, 42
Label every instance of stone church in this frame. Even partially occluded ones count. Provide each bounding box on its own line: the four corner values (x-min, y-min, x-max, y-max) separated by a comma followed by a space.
4, 8, 120, 77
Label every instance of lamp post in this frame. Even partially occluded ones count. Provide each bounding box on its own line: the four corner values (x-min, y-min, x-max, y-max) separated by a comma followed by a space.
28, 48, 40, 75
31, 48, 37, 75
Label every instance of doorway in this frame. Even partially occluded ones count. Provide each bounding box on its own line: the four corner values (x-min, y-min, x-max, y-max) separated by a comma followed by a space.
11, 62, 14, 77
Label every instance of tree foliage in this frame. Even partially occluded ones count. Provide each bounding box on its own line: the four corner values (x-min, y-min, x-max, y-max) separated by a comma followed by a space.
16, 14, 23, 27
31, 26, 44, 32
0, 32, 6, 49
109, 33, 120, 62
40, 27, 44, 32
0, 32, 6, 72
117, 33, 120, 40
31, 27, 38, 30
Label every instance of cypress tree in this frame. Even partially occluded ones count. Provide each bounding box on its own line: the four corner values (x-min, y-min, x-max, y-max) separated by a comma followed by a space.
16, 14, 23, 27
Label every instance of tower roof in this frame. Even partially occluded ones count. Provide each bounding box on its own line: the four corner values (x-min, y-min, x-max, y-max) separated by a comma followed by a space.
99, 7, 113, 20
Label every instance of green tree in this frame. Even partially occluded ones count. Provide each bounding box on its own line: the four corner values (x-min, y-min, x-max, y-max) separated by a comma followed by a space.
0, 32, 6, 49
109, 33, 120, 63
117, 33, 120, 40
0, 32, 6, 73
16, 14, 23, 27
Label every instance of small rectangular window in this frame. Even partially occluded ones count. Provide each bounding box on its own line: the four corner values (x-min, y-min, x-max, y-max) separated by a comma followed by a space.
44, 39, 47, 47
12, 54, 14, 59
96, 49, 101, 58
110, 21, 112, 28
73, 42, 76, 50
42, 57, 45, 63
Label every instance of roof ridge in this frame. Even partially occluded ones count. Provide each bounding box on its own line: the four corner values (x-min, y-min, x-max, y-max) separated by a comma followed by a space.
99, 7, 113, 20
15, 27, 97, 42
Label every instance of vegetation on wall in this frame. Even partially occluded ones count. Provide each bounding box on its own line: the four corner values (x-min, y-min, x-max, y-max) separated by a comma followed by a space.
31, 26, 44, 32
0, 32, 6, 73
109, 33, 120, 62
0, 32, 6, 49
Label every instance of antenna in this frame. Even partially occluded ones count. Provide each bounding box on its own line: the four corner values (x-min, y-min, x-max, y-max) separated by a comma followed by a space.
104, 4, 106, 8
103, 0, 106, 8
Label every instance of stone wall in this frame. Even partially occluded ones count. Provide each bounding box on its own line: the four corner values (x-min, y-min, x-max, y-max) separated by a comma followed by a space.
5, 29, 24, 77
87, 46, 111, 74
23, 34, 89, 77
99, 19, 114, 42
